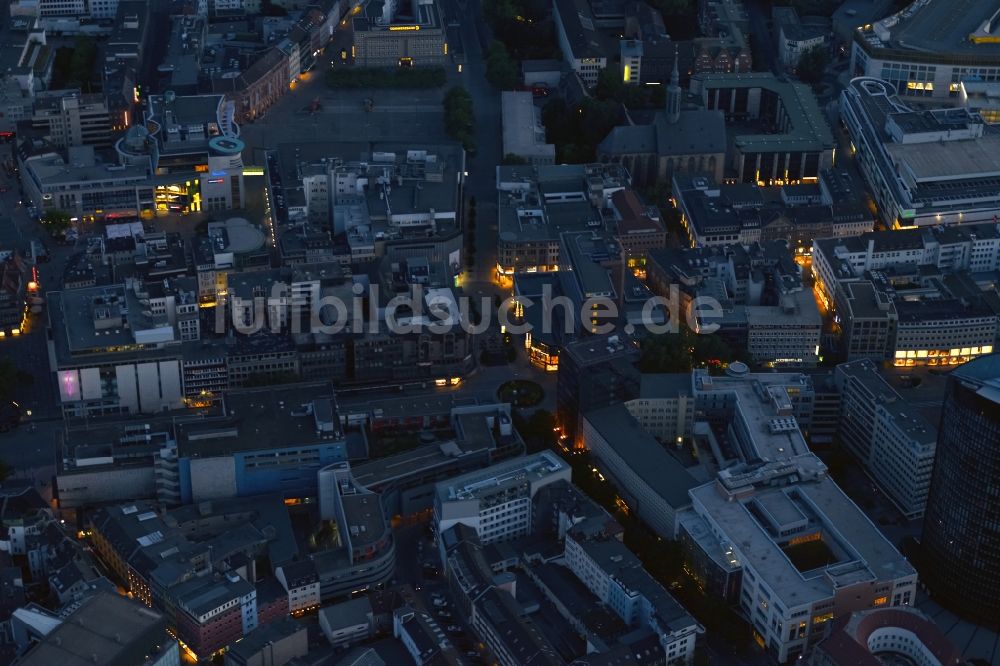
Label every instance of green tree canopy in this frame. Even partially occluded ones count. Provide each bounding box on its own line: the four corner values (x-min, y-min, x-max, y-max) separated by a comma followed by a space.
797, 45, 828, 85
638, 328, 746, 373
443, 86, 476, 153
485, 41, 519, 90
41, 209, 72, 234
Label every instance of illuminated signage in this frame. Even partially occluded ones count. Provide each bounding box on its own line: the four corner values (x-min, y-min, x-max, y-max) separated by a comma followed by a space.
389, 24, 420, 30
207, 178, 224, 184
210, 170, 226, 177
194, 164, 209, 173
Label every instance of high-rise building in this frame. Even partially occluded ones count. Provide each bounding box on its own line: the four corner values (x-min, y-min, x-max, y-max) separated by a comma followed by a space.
556, 334, 640, 446
834, 360, 936, 519
921, 354, 1000, 624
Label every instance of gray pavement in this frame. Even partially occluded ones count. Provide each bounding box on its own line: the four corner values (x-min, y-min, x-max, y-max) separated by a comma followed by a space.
915, 592, 1000, 665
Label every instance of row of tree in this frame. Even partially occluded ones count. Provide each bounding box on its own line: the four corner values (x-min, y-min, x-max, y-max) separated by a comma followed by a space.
464, 196, 477, 271
443, 86, 476, 154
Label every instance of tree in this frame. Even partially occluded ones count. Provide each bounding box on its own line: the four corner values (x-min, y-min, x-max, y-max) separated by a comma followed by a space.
41, 209, 72, 235
595, 67, 626, 102
485, 41, 519, 90
638, 328, 745, 373
443, 86, 476, 153
639, 331, 695, 373
797, 45, 828, 85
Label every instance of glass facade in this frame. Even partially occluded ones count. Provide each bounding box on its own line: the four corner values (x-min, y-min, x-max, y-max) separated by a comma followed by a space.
921, 356, 1000, 623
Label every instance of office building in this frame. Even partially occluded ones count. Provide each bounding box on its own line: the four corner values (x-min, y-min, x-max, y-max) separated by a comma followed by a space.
672, 171, 870, 249
686, 455, 917, 662
318, 597, 374, 648
434, 451, 571, 548
208, 48, 290, 124
352, 0, 447, 67
809, 607, 962, 666
841, 76, 1000, 228
88, 496, 299, 658
813, 228, 1000, 366
173, 385, 347, 503
269, 141, 465, 266
773, 7, 827, 72
276, 463, 396, 602
496, 163, 629, 276
958, 80, 1000, 124
850, 0, 1000, 102
18, 142, 152, 221
670, 175, 763, 247
441, 525, 563, 666
171, 572, 259, 658
619, 2, 751, 87
812, 222, 1000, 303
921, 354, 1000, 624
564, 529, 701, 664
647, 241, 822, 367
556, 334, 640, 445
30, 90, 113, 148
689, 72, 835, 185
225, 618, 308, 666
609, 189, 667, 273
552, 0, 609, 87
48, 282, 199, 416
581, 404, 699, 539
12, 592, 178, 666
624, 373, 696, 444
689, 365, 818, 465
500, 91, 555, 165
56, 420, 183, 509
18, 93, 244, 220
351, 403, 524, 518
834, 360, 936, 518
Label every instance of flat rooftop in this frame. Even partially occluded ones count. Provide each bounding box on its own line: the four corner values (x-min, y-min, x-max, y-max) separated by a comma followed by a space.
693, 370, 813, 462
691, 458, 916, 608
584, 404, 698, 510
15, 592, 166, 666
693, 73, 834, 153
435, 450, 567, 504
176, 383, 341, 457
859, 0, 1000, 57
341, 492, 388, 548
887, 136, 1000, 182
575, 537, 697, 633
501, 91, 555, 161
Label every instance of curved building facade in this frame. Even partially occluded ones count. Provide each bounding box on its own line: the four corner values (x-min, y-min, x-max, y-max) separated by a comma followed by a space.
921, 354, 1000, 624
851, 0, 1000, 102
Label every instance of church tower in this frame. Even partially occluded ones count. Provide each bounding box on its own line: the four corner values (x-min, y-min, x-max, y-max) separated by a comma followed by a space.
666, 47, 681, 124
